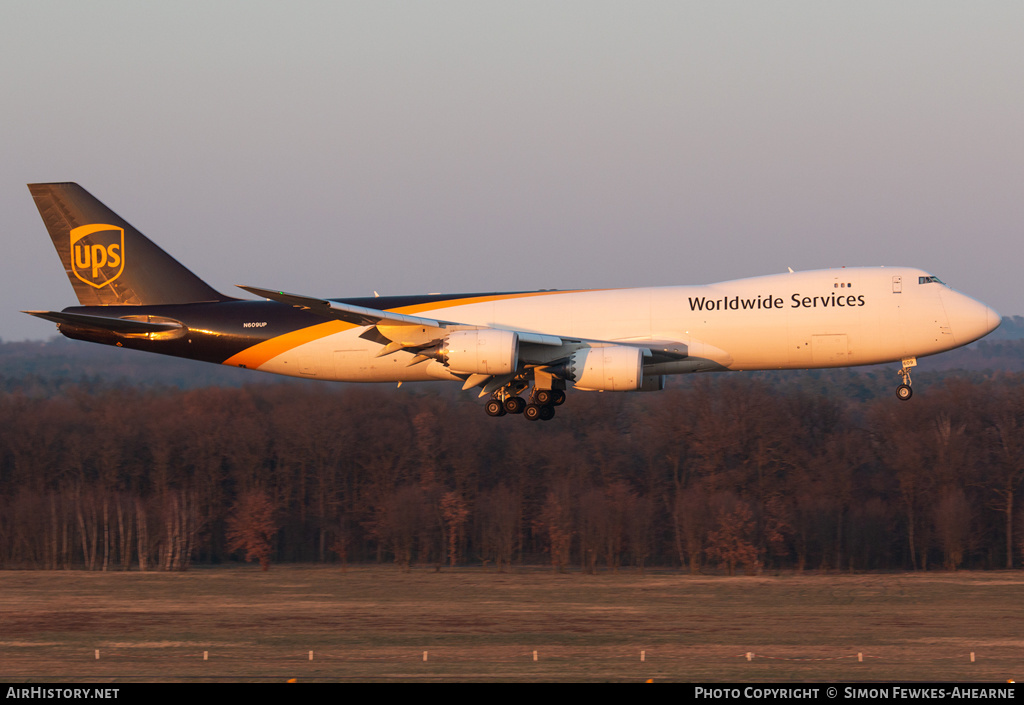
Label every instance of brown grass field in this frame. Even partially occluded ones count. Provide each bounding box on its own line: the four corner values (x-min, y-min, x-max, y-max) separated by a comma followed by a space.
1, 565, 1022, 683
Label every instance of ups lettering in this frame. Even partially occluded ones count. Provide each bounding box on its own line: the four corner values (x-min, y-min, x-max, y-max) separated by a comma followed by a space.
74, 243, 121, 278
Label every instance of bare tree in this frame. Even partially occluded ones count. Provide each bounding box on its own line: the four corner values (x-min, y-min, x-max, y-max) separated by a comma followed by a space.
577, 486, 607, 574
536, 480, 574, 572
477, 483, 520, 571
372, 485, 426, 572
706, 496, 758, 576
226, 489, 277, 571
671, 483, 712, 574
933, 486, 972, 570
626, 492, 655, 573
987, 410, 1024, 568
440, 490, 469, 567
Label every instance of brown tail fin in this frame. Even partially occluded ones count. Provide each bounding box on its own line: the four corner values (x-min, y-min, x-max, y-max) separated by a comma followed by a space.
28, 182, 228, 306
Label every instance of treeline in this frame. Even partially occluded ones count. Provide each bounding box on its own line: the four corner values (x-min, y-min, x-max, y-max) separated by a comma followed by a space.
0, 337, 260, 394
1, 374, 1024, 573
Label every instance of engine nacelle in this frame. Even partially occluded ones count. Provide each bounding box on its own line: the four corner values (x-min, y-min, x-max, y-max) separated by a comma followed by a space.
567, 345, 644, 391
443, 329, 519, 375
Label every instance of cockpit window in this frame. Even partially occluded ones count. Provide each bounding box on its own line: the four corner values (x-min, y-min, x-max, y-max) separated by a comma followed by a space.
919, 275, 946, 285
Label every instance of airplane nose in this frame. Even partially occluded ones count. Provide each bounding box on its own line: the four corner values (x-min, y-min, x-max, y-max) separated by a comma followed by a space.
985, 304, 1001, 336
943, 289, 1001, 345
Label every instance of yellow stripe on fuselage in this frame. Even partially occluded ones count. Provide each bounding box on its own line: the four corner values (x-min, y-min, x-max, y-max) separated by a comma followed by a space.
223, 320, 355, 369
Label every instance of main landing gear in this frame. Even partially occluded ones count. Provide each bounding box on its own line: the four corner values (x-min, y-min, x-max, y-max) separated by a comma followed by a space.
896, 357, 917, 401
485, 385, 565, 421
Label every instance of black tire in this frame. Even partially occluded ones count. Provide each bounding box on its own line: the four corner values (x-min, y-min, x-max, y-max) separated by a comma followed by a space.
534, 389, 553, 405
504, 396, 526, 414
485, 399, 507, 416
539, 405, 555, 421
524, 404, 542, 421
896, 384, 913, 401
551, 390, 566, 406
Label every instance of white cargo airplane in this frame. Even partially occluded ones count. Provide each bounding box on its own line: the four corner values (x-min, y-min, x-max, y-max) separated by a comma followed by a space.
25, 183, 1001, 420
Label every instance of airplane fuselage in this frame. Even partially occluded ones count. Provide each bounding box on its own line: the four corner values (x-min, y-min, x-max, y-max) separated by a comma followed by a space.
59, 266, 998, 384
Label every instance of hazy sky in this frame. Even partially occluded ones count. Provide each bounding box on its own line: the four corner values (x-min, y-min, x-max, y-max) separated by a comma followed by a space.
3, 1, 1022, 341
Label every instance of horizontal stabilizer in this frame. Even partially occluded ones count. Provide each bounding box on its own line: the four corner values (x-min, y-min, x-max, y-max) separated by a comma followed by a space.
22, 310, 184, 335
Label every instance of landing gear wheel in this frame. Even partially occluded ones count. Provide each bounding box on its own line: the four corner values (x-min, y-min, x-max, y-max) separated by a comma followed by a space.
534, 389, 554, 405
551, 390, 566, 406
504, 396, 526, 414
485, 399, 507, 417
539, 405, 555, 421
524, 404, 543, 421
896, 384, 913, 401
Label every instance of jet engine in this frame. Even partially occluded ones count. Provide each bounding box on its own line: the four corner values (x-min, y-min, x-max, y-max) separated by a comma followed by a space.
561, 345, 644, 391
443, 329, 519, 375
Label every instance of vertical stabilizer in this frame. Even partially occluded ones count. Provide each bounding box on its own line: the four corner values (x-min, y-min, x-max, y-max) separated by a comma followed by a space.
28, 182, 228, 306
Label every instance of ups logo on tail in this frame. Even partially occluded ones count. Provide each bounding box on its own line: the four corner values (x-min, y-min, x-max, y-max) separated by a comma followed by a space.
70, 224, 124, 289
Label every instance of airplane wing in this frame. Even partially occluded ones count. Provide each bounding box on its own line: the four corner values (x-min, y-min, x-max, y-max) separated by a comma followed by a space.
237, 286, 446, 328
238, 285, 569, 348
616, 339, 690, 363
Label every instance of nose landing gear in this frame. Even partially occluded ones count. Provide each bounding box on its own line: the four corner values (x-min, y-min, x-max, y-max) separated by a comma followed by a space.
896, 357, 916, 401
